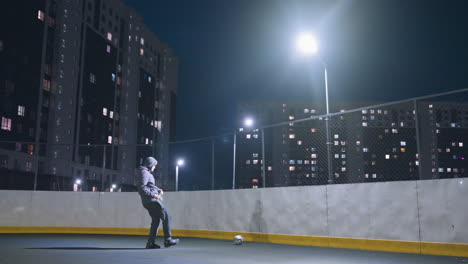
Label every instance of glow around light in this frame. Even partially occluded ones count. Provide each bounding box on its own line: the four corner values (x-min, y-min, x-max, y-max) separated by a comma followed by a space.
296, 32, 319, 55
177, 159, 185, 166
244, 118, 254, 127
75, 179, 82, 185
111, 184, 117, 189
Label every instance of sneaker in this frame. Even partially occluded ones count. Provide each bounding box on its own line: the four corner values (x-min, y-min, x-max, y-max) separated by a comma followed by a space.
145, 243, 161, 249
164, 237, 179, 248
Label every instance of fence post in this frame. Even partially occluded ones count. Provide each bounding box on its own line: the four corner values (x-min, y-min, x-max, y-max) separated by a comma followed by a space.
414, 100, 423, 179
101, 145, 106, 191
232, 133, 236, 189
261, 128, 266, 188
211, 139, 215, 190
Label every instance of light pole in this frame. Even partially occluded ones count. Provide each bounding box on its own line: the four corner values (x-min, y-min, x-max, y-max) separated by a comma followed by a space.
233, 118, 254, 189
74, 179, 82, 192
296, 32, 333, 184
175, 159, 185, 191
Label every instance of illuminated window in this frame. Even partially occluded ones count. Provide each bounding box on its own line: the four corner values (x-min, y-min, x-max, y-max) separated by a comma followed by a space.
341, 154, 346, 158
392, 129, 398, 134
107, 32, 112, 41
311, 154, 317, 159
401, 148, 406, 152
246, 134, 251, 139
106, 45, 111, 53
304, 160, 310, 164
28, 144, 34, 155
140, 48, 144, 55
304, 109, 309, 113
38, 10, 45, 21
311, 128, 317, 133
372, 173, 377, 178
18, 106, 25, 116
108, 136, 112, 144
297, 140, 302, 145
90, 73, 96, 83
25, 161, 32, 172
289, 134, 295, 139
401, 141, 406, 146
334, 134, 339, 139
140, 38, 144, 45
42, 79, 51, 91
334, 154, 339, 158
145, 138, 149, 144
289, 116, 294, 120
267, 166, 272, 171
148, 76, 152, 83
446, 148, 450, 153
253, 160, 258, 165
341, 167, 346, 172
385, 154, 390, 159
362, 110, 367, 114
246, 160, 250, 164
109, 111, 114, 119
363, 148, 368, 152
1, 117, 11, 131
289, 166, 295, 171
253, 153, 259, 158
356, 141, 361, 145
111, 73, 116, 81
362, 122, 368, 127
253, 134, 258, 139
460, 142, 464, 147
103, 108, 108, 116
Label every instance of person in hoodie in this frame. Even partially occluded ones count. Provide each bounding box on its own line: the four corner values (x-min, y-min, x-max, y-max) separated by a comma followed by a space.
137, 156, 179, 249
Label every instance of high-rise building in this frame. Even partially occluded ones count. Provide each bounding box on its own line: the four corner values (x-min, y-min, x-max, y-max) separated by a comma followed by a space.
236, 101, 467, 188
0, 0, 178, 191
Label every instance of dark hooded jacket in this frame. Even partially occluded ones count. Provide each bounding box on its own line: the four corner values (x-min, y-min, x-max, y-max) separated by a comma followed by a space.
136, 166, 161, 205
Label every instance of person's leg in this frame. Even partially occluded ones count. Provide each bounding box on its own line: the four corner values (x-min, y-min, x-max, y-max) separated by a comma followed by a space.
144, 203, 161, 246
160, 206, 172, 239
158, 203, 179, 247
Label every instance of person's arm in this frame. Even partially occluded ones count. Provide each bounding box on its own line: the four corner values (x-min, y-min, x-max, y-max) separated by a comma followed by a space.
138, 172, 159, 199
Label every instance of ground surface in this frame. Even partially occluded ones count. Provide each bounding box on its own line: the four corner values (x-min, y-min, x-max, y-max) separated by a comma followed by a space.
0, 234, 467, 264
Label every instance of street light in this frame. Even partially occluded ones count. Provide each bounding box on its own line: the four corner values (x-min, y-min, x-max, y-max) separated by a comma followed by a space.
233, 118, 255, 189
175, 159, 185, 191
296, 32, 333, 184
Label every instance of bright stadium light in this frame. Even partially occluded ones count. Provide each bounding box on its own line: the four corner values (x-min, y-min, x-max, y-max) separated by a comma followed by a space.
244, 118, 254, 128
296, 32, 319, 55
177, 159, 185, 166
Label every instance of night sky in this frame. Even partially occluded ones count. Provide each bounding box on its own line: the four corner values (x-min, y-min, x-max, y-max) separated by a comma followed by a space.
125, 0, 468, 141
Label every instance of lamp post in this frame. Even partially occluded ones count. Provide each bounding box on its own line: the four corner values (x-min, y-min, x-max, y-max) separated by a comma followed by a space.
175, 159, 184, 191
296, 32, 333, 184
233, 118, 254, 189
74, 179, 82, 192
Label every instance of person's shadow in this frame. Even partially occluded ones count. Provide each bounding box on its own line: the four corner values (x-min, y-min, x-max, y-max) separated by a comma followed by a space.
26, 247, 147, 250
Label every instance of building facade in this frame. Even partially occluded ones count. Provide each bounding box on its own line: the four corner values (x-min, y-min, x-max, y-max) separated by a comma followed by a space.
0, 0, 178, 191
235, 100, 467, 188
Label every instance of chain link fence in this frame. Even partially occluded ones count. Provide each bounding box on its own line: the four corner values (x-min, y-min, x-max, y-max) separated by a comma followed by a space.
1, 89, 467, 191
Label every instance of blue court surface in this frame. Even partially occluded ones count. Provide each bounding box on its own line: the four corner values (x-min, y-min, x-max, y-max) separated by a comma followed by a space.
1, 234, 467, 264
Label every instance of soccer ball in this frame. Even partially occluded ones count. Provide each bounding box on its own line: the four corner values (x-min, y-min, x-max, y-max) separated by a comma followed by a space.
233, 235, 243, 245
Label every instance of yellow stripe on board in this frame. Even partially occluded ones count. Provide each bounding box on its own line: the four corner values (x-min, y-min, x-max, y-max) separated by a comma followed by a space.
0, 226, 467, 257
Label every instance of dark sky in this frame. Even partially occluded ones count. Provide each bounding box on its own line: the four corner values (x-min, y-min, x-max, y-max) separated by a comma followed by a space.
125, 0, 468, 140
